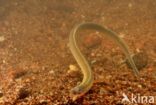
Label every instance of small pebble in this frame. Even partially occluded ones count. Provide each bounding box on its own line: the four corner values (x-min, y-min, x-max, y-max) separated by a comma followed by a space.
18, 88, 30, 99
0, 98, 3, 104
126, 51, 148, 70
39, 99, 48, 104
68, 64, 78, 73
0, 36, 5, 42
91, 60, 97, 64
119, 33, 125, 38
128, 3, 132, 8
69, 65, 78, 71
25, 78, 31, 83
137, 84, 142, 88
49, 70, 55, 74
91, 52, 96, 57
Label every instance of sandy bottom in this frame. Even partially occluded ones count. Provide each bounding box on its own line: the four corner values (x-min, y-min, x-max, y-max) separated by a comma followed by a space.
0, 0, 156, 105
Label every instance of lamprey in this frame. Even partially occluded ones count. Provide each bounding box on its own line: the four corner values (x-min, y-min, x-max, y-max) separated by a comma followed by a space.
69, 22, 139, 100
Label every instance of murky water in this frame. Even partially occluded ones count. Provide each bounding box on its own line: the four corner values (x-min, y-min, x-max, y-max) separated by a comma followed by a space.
0, 0, 156, 104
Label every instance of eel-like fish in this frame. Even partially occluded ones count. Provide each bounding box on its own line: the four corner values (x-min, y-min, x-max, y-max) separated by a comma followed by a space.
69, 22, 139, 100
